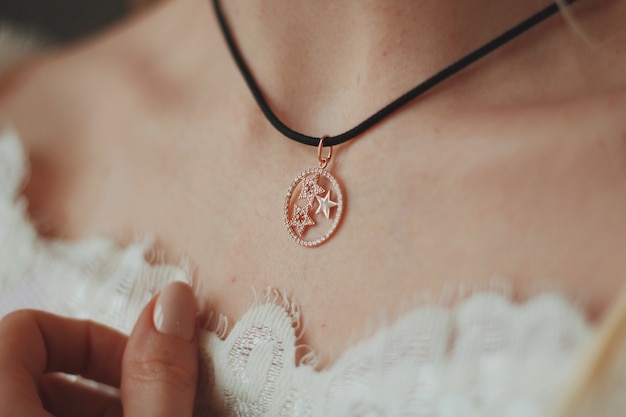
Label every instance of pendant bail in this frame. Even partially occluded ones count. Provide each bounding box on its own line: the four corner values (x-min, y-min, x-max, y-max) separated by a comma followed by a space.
317, 135, 333, 169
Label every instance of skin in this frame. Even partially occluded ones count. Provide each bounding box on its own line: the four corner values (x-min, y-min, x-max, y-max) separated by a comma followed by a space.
1, 0, 626, 371
0, 282, 199, 416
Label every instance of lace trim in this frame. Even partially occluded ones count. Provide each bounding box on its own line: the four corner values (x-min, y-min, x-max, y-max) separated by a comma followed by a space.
0, 128, 37, 290
193, 291, 590, 417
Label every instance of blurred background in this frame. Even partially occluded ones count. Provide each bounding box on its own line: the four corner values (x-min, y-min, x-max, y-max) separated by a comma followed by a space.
0, 0, 160, 71
0, 0, 156, 43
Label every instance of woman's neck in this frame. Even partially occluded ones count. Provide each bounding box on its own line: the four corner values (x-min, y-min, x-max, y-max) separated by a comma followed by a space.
118, 0, 587, 136
215, 0, 559, 133
221, 0, 552, 66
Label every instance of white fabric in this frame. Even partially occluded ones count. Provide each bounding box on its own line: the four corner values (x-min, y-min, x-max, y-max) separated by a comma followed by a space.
0, 128, 608, 416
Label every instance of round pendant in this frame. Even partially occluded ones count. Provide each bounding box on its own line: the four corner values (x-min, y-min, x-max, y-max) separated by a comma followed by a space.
284, 167, 344, 247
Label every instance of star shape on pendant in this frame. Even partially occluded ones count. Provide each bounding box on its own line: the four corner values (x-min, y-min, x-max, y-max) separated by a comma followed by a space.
315, 190, 339, 220
298, 174, 325, 206
289, 204, 315, 236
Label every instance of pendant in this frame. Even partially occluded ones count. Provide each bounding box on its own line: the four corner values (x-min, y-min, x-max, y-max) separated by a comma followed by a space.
284, 137, 344, 247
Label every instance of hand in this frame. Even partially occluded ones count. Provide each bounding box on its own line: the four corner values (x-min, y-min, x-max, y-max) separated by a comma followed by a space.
0, 281, 199, 417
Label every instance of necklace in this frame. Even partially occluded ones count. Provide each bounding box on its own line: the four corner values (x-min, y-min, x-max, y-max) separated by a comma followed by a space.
213, 0, 576, 247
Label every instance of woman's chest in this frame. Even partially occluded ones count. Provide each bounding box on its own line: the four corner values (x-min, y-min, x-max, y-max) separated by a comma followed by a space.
17, 99, 626, 361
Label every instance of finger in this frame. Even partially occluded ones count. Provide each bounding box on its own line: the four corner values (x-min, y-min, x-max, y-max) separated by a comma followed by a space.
121, 281, 199, 417
0, 366, 51, 417
0, 311, 127, 416
39, 374, 122, 417
0, 310, 127, 385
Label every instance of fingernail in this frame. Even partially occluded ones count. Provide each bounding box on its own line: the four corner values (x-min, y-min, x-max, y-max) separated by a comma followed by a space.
153, 281, 197, 341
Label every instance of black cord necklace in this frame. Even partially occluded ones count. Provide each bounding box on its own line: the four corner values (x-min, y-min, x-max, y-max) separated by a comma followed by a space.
213, 0, 576, 247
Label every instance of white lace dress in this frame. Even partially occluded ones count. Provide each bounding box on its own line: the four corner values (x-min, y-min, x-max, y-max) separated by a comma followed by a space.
3, 126, 625, 417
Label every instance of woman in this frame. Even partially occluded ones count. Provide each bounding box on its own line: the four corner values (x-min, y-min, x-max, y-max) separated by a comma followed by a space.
1, 0, 626, 415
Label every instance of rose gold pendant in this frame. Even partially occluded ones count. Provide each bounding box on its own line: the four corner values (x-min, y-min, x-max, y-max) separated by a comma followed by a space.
284, 137, 344, 247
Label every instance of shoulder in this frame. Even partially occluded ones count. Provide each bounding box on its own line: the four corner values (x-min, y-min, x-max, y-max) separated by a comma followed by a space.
0, 0, 221, 136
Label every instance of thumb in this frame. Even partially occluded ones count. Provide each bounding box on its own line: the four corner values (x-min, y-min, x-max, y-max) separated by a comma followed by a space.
121, 281, 199, 417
